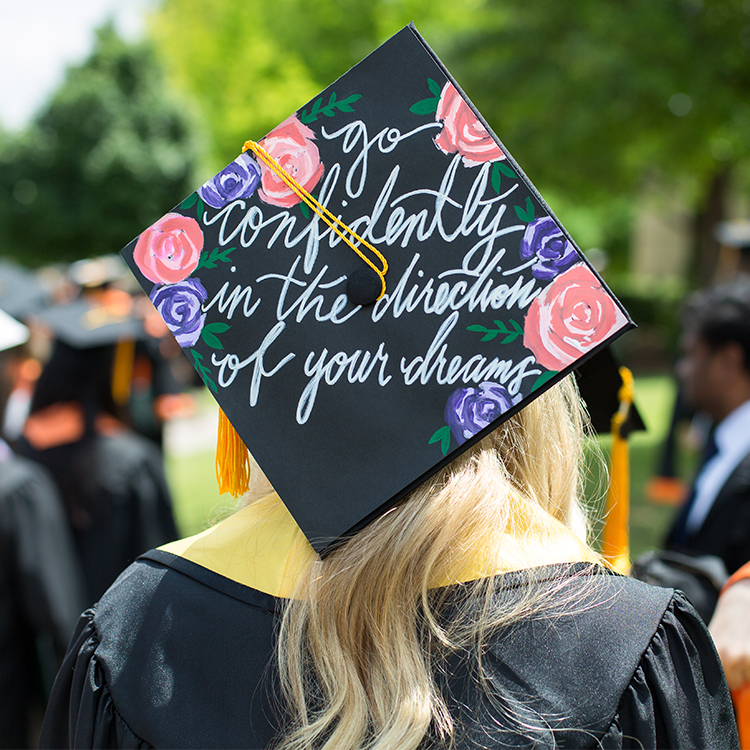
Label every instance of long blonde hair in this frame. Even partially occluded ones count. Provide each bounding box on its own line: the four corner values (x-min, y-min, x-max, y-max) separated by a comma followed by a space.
272, 377, 602, 750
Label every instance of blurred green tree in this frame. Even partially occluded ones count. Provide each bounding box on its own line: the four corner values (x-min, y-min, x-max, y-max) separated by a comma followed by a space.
452, 0, 750, 279
0, 24, 203, 265
149, 0, 473, 166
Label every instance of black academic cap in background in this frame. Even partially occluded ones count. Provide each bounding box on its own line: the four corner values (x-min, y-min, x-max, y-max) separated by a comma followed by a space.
32, 292, 145, 350
120, 23, 633, 551
0, 260, 50, 319
574, 347, 645, 436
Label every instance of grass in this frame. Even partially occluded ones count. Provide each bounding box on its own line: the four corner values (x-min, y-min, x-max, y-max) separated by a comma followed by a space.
165, 375, 690, 560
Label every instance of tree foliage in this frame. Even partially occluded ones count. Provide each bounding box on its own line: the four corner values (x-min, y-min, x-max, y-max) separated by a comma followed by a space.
0, 24, 203, 265
149, 0, 475, 165
451, 0, 750, 275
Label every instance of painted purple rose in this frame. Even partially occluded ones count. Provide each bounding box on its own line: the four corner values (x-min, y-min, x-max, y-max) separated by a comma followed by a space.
198, 152, 261, 208
444, 382, 521, 445
150, 278, 207, 348
520, 216, 578, 281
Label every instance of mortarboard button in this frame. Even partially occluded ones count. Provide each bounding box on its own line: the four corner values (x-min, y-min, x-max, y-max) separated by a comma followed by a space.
346, 267, 382, 306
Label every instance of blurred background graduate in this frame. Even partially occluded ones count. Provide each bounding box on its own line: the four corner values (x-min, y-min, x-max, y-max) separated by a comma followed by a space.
16, 289, 179, 606
0, 308, 85, 749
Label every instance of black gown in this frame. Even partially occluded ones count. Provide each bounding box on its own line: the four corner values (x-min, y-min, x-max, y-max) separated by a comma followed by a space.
18, 428, 178, 606
39, 530, 738, 750
0, 448, 85, 749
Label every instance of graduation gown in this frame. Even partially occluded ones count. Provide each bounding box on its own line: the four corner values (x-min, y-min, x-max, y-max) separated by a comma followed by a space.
18, 426, 178, 606
39, 495, 739, 750
0, 449, 85, 749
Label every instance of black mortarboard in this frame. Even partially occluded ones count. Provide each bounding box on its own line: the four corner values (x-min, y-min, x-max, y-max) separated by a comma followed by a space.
120, 24, 633, 552
575, 348, 645, 436
0, 260, 50, 319
32, 293, 144, 350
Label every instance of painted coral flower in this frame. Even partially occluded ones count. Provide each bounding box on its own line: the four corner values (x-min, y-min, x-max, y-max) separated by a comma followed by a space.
434, 82, 505, 167
257, 115, 325, 208
444, 382, 521, 445
523, 263, 628, 371
149, 278, 207, 348
520, 216, 578, 281
198, 152, 262, 208
133, 213, 203, 285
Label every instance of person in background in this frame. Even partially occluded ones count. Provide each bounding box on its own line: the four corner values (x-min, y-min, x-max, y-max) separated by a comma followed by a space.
0, 309, 86, 749
665, 276, 750, 575
17, 294, 178, 606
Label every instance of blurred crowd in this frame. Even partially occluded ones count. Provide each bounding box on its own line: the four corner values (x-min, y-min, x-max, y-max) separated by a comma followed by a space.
0, 255, 196, 748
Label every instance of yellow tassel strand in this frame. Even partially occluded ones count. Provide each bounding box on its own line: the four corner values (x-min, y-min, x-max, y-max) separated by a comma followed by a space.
243, 139, 388, 299
216, 408, 251, 498
601, 367, 634, 574
111, 339, 136, 406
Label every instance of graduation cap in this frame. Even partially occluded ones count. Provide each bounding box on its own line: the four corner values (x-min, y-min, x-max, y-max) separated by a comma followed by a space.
120, 24, 633, 553
32, 291, 145, 407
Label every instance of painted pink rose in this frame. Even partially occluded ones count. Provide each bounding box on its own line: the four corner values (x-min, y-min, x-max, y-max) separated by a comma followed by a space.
257, 115, 325, 208
523, 263, 628, 371
434, 82, 505, 167
133, 213, 203, 284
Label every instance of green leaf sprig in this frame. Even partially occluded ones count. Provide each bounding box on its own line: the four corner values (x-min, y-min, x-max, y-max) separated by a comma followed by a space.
409, 78, 443, 115
201, 322, 230, 349
179, 192, 205, 221
189, 349, 218, 393
429, 425, 451, 456
491, 161, 517, 194
514, 196, 535, 223
196, 246, 236, 270
300, 92, 361, 124
467, 319, 524, 344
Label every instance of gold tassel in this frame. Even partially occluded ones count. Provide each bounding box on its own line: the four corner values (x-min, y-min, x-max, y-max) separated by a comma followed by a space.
601, 367, 634, 574
111, 339, 136, 406
216, 408, 251, 497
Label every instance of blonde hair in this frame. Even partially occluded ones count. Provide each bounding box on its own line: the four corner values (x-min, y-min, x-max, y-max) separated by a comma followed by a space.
271, 376, 602, 750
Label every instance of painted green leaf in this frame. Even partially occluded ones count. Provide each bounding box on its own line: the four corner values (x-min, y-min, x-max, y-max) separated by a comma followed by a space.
514, 197, 535, 223
428, 425, 451, 457
300, 202, 310, 219
467, 324, 488, 333
201, 329, 224, 349
410, 98, 439, 115
428, 425, 450, 444
498, 162, 516, 178
532, 370, 559, 390
204, 322, 230, 335
511, 319, 524, 334
300, 108, 312, 124
427, 77, 442, 97
481, 331, 499, 342
502, 334, 516, 344
196, 197, 205, 220
180, 193, 198, 210
491, 162, 502, 194
441, 433, 450, 456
